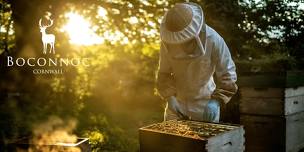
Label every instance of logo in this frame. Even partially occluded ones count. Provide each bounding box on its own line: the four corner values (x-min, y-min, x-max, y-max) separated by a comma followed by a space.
39, 18, 56, 54
6, 15, 91, 75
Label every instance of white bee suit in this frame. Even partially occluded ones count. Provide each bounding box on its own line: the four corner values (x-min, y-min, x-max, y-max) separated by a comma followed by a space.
156, 2, 238, 122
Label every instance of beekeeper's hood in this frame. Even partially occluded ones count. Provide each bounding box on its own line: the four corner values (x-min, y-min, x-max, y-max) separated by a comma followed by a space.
160, 2, 206, 58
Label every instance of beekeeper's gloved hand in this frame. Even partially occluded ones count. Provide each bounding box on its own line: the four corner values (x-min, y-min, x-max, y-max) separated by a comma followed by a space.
167, 96, 185, 118
203, 99, 220, 122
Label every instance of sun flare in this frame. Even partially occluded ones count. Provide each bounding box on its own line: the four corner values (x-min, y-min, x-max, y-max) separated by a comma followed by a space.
61, 12, 104, 46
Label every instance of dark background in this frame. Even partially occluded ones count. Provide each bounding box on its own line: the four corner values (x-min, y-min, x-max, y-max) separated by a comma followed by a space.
0, 0, 303, 151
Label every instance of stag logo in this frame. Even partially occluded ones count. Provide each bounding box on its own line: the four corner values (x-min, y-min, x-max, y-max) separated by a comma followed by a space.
39, 18, 55, 54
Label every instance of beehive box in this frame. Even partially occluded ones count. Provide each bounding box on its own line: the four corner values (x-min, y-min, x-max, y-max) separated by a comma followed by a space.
7, 137, 91, 152
139, 120, 245, 152
237, 71, 304, 88
239, 86, 304, 115
241, 112, 304, 152
238, 72, 304, 152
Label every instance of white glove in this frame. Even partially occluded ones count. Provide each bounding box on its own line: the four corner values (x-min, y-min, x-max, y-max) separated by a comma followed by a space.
203, 99, 220, 122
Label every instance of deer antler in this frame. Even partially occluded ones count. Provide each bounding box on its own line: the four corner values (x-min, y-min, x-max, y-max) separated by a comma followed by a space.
45, 19, 54, 28
39, 18, 54, 28
39, 18, 43, 27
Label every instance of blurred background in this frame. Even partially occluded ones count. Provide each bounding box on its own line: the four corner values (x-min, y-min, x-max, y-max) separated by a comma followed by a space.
0, 0, 303, 151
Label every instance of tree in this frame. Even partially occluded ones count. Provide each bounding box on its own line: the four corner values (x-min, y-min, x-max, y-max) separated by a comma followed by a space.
1, 0, 303, 151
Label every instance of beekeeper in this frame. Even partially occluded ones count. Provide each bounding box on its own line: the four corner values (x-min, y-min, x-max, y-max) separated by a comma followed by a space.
156, 2, 238, 123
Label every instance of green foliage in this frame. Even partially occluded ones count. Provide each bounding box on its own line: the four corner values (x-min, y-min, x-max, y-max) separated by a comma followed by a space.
0, 0, 304, 151
236, 52, 297, 73
78, 114, 130, 152
0, 0, 15, 54
238, 0, 304, 60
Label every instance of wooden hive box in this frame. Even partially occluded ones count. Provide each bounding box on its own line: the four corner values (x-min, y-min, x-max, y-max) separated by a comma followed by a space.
240, 112, 304, 152
239, 86, 304, 116
139, 120, 245, 152
237, 71, 304, 88
238, 72, 304, 151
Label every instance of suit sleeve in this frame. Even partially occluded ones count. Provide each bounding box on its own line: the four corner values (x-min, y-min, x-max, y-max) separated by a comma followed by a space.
211, 37, 238, 104
156, 43, 176, 100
